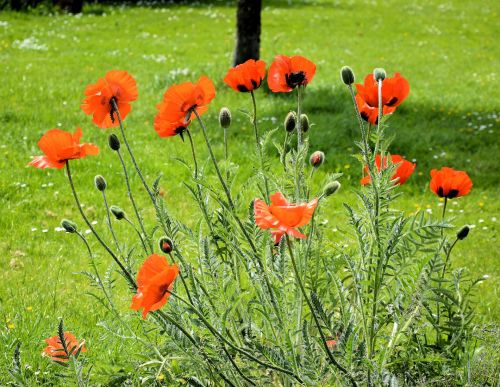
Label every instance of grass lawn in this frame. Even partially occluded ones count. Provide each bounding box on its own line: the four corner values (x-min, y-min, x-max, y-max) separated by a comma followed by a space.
0, 0, 498, 383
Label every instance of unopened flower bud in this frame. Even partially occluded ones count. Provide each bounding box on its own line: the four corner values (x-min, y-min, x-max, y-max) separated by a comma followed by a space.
300, 114, 310, 133
309, 151, 325, 168
284, 111, 297, 132
373, 68, 386, 82
61, 219, 77, 233
323, 181, 341, 197
110, 205, 125, 220
108, 134, 121, 151
159, 237, 174, 253
94, 175, 107, 191
457, 225, 470, 240
219, 107, 232, 129
340, 66, 355, 85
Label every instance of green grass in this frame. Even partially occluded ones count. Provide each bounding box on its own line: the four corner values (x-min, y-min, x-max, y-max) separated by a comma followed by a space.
0, 0, 498, 383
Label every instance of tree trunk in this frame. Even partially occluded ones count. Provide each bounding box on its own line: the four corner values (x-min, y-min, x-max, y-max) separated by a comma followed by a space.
53, 0, 83, 13
233, 0, 262, 66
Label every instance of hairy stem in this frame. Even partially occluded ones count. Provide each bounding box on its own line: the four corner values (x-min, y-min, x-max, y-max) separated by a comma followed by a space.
65, 162, 136, 289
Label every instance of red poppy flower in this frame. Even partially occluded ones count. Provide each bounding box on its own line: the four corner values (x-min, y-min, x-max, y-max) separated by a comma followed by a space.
224, 59, 266, 92
254, 192, 318, 243
355, 73, 410, 124
360, 155, 415, 186
43, 332, 86, 363
29, 128, 99, 169
326, 339, 337, 349
81, 70, 138, 128
154, 76, 216, 138
267, 55, 316, 93
429, 167, 472, 199
131, 254, 179, 319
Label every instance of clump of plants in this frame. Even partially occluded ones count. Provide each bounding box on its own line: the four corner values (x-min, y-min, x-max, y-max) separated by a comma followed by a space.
17, 55, 483, 385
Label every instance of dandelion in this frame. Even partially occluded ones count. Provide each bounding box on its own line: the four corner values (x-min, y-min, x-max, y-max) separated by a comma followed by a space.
267, 55, 316, 92
254, 192, 318, 244
131, 254, 179, 319
81, 70, 138, 128
28, 128, 99, 169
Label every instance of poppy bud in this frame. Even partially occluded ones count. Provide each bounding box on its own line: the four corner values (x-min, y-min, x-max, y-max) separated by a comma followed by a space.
309, 151, 325, 168
219, 107, 232, 129
110, 205, 126, 220
284, 111, 297, 132
108, 134, 121, 151
323, 181, 341, 197
457, 225, 470, 240
300, 114, 310, 133
61, 219, 77, 233
159, 237, 174, 254
340, 66, 355, 85
94, 175, 107, 191
373, 68, 386, 82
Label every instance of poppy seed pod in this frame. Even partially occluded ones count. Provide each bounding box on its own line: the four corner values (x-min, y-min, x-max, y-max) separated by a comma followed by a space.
94, 175, 107, 191
110, 205, 126, 220
340, 66, 355, 85
300, 114, 310, 133
284, 111, 297, 132
323, 181, 341, 197
61, 219, 77, 233
457, 225, 470, 240
108, 134, 121, 151
309, 151, 325, 168
219, 107, 232, 129
373, 68, 386, 82
159, 237, 174, 254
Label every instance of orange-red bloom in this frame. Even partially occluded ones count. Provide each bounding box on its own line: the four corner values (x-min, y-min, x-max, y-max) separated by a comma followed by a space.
267, 55, 316, 93
254, 192, 318, 244
224, 59, 266, 92
29, 128, 99, 169
43, 332, 86, 363
154, 76, 216, 138
326, 339, 337, 349
429, 167, 472, 199
81, 70, 138, 128
360, 154, 415, 186
355, 73, 410, 124
131, 254, 179, 319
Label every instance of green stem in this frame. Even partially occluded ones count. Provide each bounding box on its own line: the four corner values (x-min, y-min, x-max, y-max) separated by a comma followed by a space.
124, 217, 149, 254
116, 148, 152, 253
65, 162, 136, 289
111, 98, 155, 204
224, 127, 229, 181
285, 236, 357, 386
101, 190, 122, 255
442, 197, 448, 220
193, 109, 282, 323
154, 310, 235, 386
296, 86, 302, 148
170, 291, 303, 384
281, 131, 289, 171
250, 90, 270, 200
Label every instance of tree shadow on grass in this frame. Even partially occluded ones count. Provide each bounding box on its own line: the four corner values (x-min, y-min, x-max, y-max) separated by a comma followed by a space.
262, 85, 499, 189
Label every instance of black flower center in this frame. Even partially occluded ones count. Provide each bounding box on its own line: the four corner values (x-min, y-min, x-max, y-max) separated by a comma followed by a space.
285, 71, 306, 88
447, 189, 459, 199
386, 97, 399, 107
